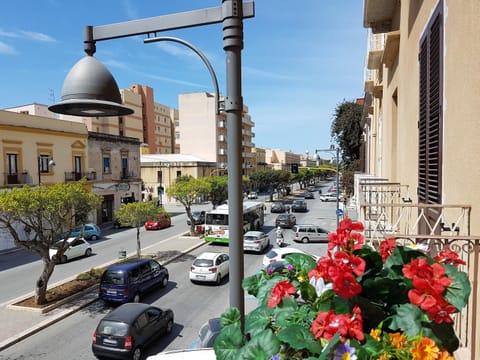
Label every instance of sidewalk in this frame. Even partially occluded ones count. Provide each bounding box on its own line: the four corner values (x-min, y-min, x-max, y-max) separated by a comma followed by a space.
0, 233, 207, 352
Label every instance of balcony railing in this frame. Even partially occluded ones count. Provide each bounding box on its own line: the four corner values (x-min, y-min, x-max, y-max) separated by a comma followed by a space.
357, 177, 478, 359
64, 171, 97, 182
120, 170, 137, 180
3, 172, 29, 186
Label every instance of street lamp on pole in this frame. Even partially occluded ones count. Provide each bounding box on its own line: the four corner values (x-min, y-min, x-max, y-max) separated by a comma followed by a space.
48, 1, 255, 326
315, 146, 340, 228
38, 156, 56, 185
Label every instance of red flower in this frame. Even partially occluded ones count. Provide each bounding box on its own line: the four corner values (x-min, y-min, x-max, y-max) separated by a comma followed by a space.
379, 238, 397, 263
331, 271, 362, 299
311, 307, 364, 343
426, 298, 457, 324
267, 280, 297, 308
434, 249, 466, 267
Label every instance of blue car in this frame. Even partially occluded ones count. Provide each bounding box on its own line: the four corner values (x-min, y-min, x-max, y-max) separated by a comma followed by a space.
70, 223, 101, 240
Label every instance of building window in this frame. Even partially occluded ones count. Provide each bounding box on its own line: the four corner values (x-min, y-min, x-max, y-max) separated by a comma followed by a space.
103, 156, 111, 173
39, 155, 51, 173
418, 2, 443, 205
7, 153, 18, 175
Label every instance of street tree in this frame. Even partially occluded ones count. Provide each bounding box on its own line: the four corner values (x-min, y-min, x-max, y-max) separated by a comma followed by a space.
114, 200, 163, 257
0, 181, 102, 305
166, 175, 210, 234
330, 100, 363, 166
202, 175, 228, 209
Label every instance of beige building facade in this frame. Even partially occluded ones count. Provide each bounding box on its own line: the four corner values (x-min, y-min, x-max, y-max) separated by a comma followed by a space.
362, 1, 480, 358
264, 149, 301, 172
177, 92, 255, 175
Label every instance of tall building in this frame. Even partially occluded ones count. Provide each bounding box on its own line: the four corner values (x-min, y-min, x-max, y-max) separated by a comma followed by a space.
177, 92, 255, 175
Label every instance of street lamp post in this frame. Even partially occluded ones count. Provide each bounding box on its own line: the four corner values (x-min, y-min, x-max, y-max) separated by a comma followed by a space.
315, 146, 340, 228
48, 1, 255, 325
38, 156, 56, 185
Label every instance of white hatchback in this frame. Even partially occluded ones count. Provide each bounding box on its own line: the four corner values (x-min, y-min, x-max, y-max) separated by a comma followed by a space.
189, 252, 229, 285
243, 231, 270, 253
49, 237, 92, 264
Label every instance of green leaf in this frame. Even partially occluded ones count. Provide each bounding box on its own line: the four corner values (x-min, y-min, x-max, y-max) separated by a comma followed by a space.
221, 307, 242, 327
285, 253, 317, 272
273, 297, 299, 326
277, 324, 323, 353
444, 264, 471, 310
317, 333, 341, 360
237, 329, 281, 360
242, 274, 263, 297
245, 306, 273, 337
388, 303, 427, 336
214, 323, 245, 360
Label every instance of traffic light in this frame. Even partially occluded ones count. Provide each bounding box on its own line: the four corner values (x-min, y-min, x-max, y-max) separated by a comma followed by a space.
291, 163, 299, 174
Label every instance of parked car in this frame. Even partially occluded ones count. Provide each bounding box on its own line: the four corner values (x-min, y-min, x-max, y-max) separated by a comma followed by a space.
189, 252, 229, 285
275, 213, 297, 228
145, 213, 171, 230
247, 191, 258, 199
49, 237, 92, 264
270, 202, 286, 213
262, 247, 314, 267
70, 223, 101, 240
92, 303, 174, 360
292, 224, 330, 243
303, 191, 315, 199
113, 218, 132, 229
307, 186, 316, 192
194, 317, 222, 348
187, 210, 206, 226
99, 258, 169, 304
243, 230, 270, 253
291, 199, 308, 212
319, 193, 337, 202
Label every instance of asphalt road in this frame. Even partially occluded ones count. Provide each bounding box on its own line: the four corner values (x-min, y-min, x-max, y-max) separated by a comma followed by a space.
0, 182, 342, 359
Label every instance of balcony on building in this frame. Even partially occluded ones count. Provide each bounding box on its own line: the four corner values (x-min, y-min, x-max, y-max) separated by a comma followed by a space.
363, 0, 398, 34
64, 170, 97, 182
3, 172, 29, 186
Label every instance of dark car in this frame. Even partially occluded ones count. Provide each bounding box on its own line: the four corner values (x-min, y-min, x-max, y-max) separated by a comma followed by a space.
275, 213, 297, 228
270, 202, 286, 213
99, 258, 169, 304
187, 210, 206, 226
291, 199, 308, 212
194, 317, 222, 348
303, 191, 314, 199
92, 303, 174, 360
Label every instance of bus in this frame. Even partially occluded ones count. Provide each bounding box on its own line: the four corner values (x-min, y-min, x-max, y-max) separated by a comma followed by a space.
204, 201, 265, 244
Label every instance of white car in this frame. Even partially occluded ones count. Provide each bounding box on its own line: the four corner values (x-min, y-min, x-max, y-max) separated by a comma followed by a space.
319, 193, 338, 202
243, 231, 270, 253
189, 252, 229, 285
49, 237, 92, 264
247, 192, 258, 199
262, 247, 315, 267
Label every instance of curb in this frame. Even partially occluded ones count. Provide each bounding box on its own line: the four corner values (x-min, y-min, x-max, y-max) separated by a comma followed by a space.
0, 238, 207, 352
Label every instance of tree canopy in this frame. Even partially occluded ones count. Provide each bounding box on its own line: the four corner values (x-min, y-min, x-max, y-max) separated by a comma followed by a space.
0, 181, 102, 304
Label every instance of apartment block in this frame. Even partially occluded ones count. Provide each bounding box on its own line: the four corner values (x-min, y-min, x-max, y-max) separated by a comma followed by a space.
177, 92, 255, 175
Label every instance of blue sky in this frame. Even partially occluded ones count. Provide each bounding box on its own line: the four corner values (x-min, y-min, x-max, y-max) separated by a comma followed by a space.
0, 1, 367, 155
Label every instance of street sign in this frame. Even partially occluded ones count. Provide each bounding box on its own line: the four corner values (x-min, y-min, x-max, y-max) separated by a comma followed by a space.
336, 208, 344, 217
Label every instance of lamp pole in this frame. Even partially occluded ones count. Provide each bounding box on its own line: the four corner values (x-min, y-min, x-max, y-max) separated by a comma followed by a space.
315, 146, 340, 228
48, 1, 255, 326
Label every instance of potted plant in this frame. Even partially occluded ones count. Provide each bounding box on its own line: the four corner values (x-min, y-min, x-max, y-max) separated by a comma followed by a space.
215, 219, 471, 360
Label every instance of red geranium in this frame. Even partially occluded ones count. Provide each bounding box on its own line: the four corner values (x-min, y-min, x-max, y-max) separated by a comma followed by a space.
267, 280, 297, 308
379, 238, 397, 263
434, 249, 466, 267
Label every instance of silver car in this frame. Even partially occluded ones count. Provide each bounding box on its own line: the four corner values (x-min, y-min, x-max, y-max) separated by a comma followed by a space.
243, 231, 270, 253
292, 224, 330, 243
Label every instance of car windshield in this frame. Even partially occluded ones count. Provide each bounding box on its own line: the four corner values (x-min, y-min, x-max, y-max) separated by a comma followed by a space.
278, 215, 288, 219
293, 200, 303, 204
244, 235, 258, 241
265, 250, 278, 259
101, 270, 126, 285
193, 259, 214, 267
97, 320, 129, 337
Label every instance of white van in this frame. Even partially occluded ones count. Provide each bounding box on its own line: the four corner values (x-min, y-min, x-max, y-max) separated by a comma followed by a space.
147, 348, 216, 360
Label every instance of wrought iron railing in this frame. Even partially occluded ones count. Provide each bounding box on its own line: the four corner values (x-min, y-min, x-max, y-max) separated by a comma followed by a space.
64, 171, 97, 182
2, 172, 29, 186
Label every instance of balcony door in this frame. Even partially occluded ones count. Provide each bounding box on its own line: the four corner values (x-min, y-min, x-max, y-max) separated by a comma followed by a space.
7, 153, 18, 184
74, 156, 82, 181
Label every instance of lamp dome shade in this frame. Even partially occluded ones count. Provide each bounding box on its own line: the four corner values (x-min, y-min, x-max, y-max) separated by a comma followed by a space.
48, 55, 133, 117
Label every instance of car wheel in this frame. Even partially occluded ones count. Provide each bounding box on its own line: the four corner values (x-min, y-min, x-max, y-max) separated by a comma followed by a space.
166, 319, 173, 333
90, 235, 98, 241
132, 347, 142, 360
60, 255, 67, 264
216, 274, 222, 285
302, 237, 309, 244
133, 293, 141, 303
161, 276, 169, 288
85, 248, 92, 257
